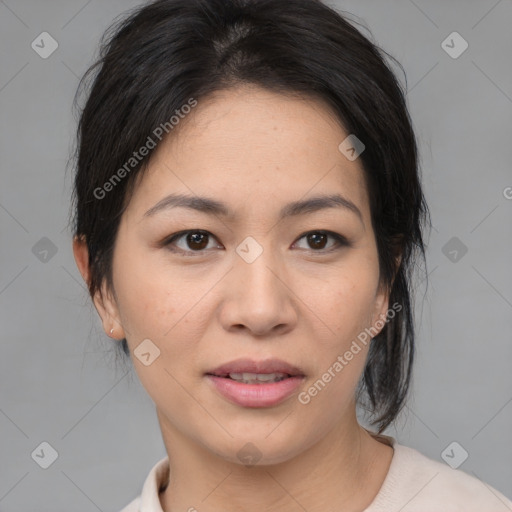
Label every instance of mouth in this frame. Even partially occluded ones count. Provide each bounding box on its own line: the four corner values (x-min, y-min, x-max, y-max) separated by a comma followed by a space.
206, 357, 306, 379
205, 358, 306, 407
205, 371, 294, 384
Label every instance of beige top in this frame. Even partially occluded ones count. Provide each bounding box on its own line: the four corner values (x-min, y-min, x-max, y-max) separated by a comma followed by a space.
120, 433, 512, 512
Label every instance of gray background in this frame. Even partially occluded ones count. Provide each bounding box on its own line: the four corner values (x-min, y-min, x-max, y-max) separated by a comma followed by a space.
1, 0, 511, 510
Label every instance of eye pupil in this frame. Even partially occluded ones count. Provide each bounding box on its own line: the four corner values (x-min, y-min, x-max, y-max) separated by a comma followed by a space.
308, 233, 327, 249
188, 232, 208, 250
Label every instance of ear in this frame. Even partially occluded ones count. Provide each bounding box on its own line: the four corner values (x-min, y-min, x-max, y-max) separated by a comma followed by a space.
73, 234, 90, 288
370, 282, 390, 337
72, 235, 125, 339
370, 253, 402, 337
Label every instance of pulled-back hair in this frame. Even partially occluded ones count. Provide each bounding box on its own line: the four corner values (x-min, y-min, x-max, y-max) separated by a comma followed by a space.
70, 0, 431, 433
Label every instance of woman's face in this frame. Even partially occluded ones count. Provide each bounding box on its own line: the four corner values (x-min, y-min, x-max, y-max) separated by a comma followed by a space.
90, 85, 390, 464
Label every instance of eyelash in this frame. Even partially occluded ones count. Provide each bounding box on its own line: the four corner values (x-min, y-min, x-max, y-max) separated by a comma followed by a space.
161, 229, 351, 257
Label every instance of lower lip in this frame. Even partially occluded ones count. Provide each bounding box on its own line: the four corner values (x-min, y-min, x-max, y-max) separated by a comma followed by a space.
206, 375, 304, 407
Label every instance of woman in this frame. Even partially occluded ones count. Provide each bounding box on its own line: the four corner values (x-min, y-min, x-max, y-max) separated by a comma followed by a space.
70, 0, 512, 510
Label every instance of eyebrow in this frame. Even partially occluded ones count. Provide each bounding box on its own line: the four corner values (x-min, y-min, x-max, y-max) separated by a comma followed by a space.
143, 192, 364, 225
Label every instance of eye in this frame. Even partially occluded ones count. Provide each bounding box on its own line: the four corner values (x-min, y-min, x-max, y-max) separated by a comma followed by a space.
162, 229, 350, 257
163, 230, 222, 256
293, 230, 350, 252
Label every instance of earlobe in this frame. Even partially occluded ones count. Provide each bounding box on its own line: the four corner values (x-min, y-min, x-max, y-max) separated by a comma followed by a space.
94, 280, 125, 337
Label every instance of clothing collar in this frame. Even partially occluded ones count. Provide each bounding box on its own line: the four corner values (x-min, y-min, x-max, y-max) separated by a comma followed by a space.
138, 429, 397, 512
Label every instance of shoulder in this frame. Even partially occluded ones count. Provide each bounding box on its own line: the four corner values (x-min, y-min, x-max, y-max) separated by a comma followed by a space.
119, 495, 141, 512
367, 442, 512, 512
118, 456, 169, 512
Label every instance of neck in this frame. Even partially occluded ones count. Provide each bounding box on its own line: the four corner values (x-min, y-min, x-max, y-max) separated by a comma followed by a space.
157, 408, 393, 512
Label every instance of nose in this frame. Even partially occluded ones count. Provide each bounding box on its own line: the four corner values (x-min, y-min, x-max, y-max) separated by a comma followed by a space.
218, 246, 298, 337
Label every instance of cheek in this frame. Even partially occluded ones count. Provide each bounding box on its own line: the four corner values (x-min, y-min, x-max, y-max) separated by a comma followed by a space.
300, 280, 375, 416
309, 263, 379, 342
111, 240, 178, 336
112, 242, 213, 359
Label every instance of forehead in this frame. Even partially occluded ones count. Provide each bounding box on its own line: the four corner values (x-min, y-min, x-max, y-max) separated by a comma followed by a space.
125, 85, 370, 223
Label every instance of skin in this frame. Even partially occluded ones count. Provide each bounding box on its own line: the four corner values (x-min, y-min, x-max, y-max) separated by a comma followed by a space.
74, 84, 396, 512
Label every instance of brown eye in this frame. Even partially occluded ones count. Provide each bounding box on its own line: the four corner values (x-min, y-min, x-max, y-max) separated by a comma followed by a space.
186, 232, 209, 250
307, 232, 328, 249
293, 230, 350, 252
164, 230, 221, 255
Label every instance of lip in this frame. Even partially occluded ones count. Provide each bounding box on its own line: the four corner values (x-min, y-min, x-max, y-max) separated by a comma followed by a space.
206, 374, 305, 407
206, 358, 305, 377
205, 358, 306, 408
